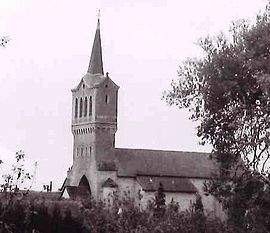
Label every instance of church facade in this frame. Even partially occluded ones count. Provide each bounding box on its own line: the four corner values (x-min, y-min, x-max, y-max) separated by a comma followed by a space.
61, 19, 223, 217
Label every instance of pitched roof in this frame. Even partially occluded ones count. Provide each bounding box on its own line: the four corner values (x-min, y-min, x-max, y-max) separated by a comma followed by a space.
61, 185, 91, 199
63, 186, 77, 199
102, 178, 118, 188
87, 18, 103, 75
72, 74, 119, 92
115, 148, 217, 179
83, 73, 107, 88
59, 177, 67, 192
137, 176, 197, 193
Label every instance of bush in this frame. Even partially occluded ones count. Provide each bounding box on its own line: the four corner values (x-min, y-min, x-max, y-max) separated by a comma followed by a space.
0, 194, 235, 233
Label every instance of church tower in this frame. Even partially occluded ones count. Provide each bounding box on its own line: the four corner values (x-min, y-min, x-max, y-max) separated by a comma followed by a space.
68, 18, 119, 198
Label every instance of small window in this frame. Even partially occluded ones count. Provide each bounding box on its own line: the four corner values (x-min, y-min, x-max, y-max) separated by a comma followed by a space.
89, 146, 92, 155
77, 148, 79, 157
89, 96, 92, 116
85, 146, 88, 156
79, 98, 83, 117
83, 83, 85, 88
75, 98, 78, 118
105, 95, 109, 104
84, 97, 88, 117
81, 147, 83, 157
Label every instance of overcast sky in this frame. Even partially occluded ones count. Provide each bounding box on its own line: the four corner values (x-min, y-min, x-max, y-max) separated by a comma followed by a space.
0, 0, 267, 190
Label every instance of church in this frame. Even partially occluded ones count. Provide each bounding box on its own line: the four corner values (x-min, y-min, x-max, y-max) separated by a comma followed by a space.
61, 18, 223, 217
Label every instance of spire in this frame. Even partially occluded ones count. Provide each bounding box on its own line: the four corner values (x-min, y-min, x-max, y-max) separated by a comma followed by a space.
87, 14, 104, 75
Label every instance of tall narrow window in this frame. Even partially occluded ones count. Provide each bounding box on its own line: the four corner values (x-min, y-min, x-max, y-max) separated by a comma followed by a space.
79, 98, 83, 117
89, 146, 92, 156
84, 97, 88, 117
85, 146, 88, 156
75, 98, 78, 118
105, 95, 109, 104
81, 147, 83, 157
89, 96, 92, 116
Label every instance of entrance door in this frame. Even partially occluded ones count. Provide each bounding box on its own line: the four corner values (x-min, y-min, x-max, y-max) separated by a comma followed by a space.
77, 175, 91, 198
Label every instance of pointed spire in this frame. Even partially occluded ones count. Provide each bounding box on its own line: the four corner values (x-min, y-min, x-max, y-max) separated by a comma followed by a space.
87, 13, 104, 75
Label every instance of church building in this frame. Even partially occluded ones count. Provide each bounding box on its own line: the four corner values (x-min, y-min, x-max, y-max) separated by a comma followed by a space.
61, 18, 223, 217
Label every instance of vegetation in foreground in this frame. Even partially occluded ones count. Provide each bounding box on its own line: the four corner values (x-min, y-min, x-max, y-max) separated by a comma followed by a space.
0, 192, 230, 233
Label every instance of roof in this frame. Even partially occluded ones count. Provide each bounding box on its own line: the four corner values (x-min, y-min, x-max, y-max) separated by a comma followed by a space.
87, 18, 103, 75
59, 177, 67, 192
11, 191, 62, 200
72, 74, 119, 92
115, 148, 217, 179
65, 186, 77, 198
137, 176, 197, 193
102, 178, 118, 188
83, 73, 107, 88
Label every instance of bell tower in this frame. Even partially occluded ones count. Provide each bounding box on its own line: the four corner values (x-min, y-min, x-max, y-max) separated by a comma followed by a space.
68, 17, 119, 198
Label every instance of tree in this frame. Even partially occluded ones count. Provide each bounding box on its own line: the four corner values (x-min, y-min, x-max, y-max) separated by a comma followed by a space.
0, 36, 9, 47
0, 150, 37, 231
154, 182, 166, 218
0, 150, 36, 194
164, 2, 270, 230
192, 194, 206, 233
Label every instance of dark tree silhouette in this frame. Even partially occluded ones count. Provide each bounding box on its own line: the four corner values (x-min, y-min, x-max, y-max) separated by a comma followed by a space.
0, 36, 9, 47
164, 2, 270, 231
154, 182, 166, 218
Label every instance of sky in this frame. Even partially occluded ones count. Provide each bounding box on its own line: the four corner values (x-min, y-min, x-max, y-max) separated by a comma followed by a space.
0, 0, 267, 191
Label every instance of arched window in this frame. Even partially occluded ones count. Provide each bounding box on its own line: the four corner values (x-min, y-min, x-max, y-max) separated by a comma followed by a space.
89, 96, 92, 116
75, 98, 78, 118
81, 147, 83, 157
79, 98, 83, 117
84, 97, 88, 117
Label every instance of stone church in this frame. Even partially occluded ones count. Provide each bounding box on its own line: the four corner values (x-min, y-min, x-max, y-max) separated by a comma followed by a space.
61, 18, 223, 216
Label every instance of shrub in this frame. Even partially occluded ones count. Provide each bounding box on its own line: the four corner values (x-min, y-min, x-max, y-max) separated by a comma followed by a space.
0, 194, 239, 233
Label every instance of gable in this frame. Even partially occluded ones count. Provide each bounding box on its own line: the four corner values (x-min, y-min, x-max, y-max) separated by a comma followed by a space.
102, 178, 118, 188
115, 148, 217, 179
60, 186, 77, 199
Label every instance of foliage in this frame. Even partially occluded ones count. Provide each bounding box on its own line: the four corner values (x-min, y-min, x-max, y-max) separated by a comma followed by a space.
0, 150, 37, 232
154, 182, 166, 218
0, 150, 36, 194
0, 36, 9, 47
192, 194, 206, 233
164, 2, 270, 232
0, 195, 232, 233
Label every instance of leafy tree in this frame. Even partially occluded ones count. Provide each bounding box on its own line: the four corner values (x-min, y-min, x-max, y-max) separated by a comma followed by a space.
0, 150, 36, 194
164, 2, 270, 230
192, 194, 206, 233
0, 36, 9, 47
154, 182, 166, 218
